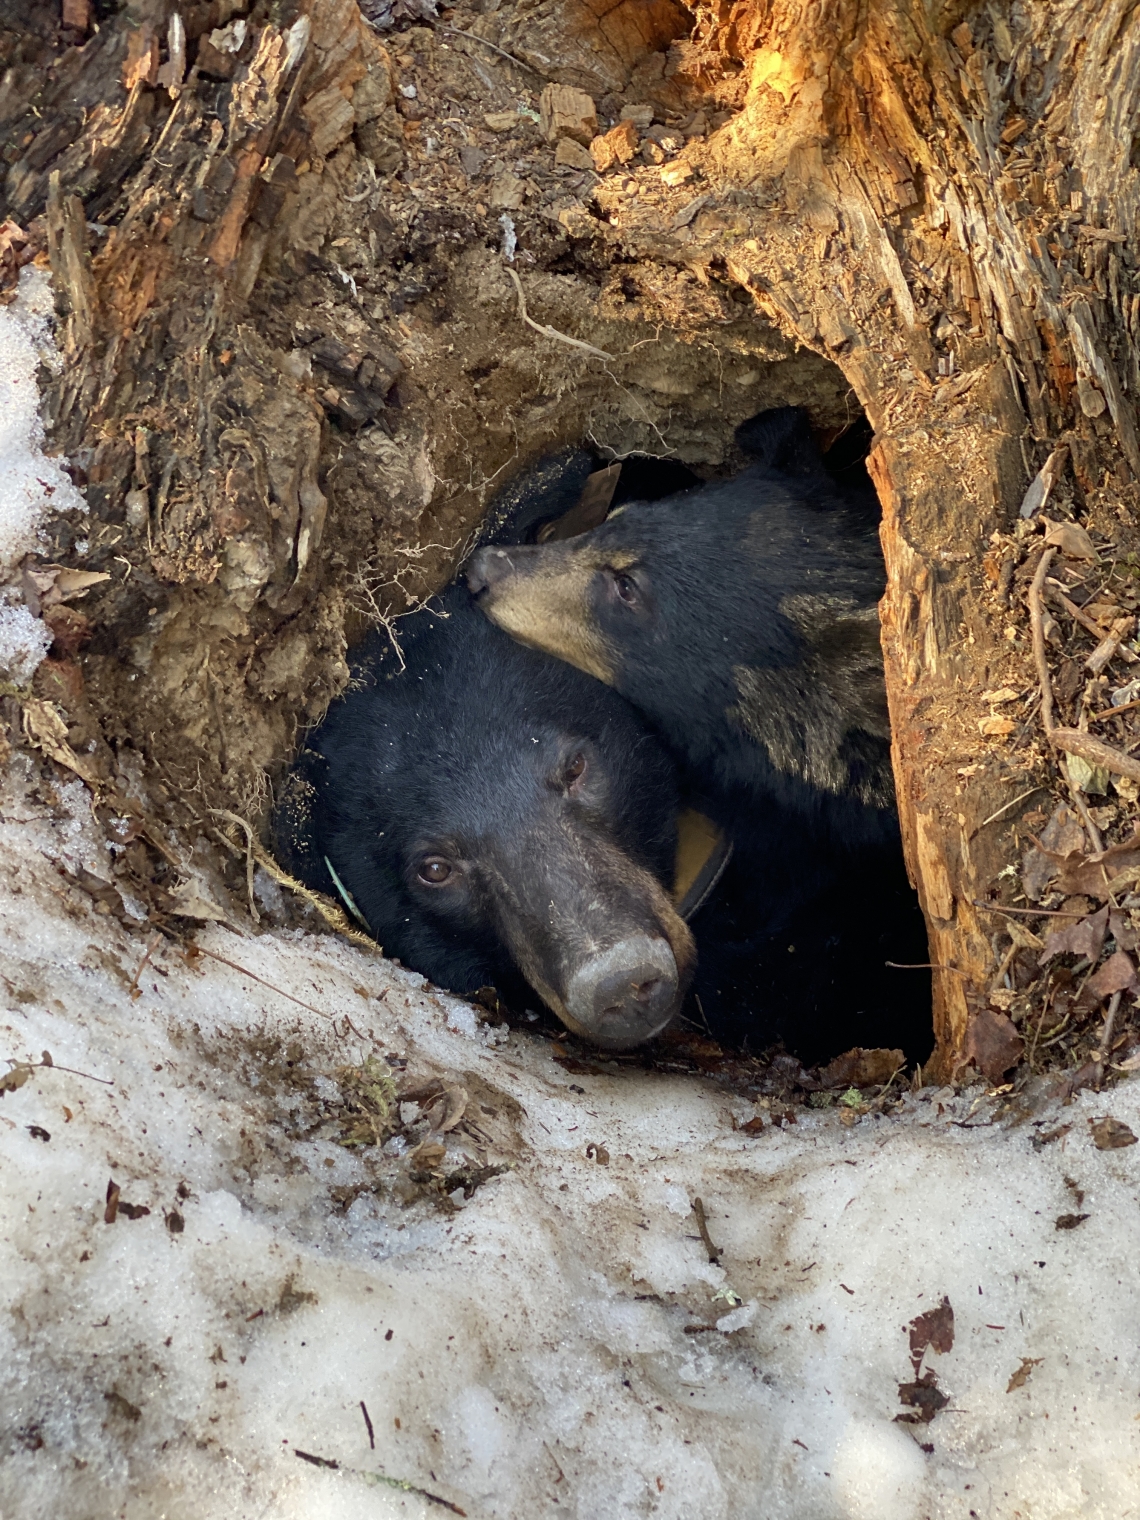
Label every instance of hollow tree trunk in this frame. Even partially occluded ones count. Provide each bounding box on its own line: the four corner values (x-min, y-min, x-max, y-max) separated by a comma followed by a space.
3, 0, 1138, 1076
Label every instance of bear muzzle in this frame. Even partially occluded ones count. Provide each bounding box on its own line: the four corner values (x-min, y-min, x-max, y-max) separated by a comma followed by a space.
564, 934, 681, 1050
465, 545, 516, 596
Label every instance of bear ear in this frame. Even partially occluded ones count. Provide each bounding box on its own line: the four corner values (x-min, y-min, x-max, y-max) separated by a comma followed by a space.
537, 462, 622, 543
672, 809, 733, 920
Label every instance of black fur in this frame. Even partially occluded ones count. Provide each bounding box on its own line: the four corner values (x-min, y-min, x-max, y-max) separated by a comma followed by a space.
276, 590, 682, 1013
467, 412, 932, 1060
526, 423, 895, 847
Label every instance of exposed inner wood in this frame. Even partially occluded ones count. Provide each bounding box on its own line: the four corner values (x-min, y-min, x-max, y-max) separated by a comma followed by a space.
3, 0, 1139, 1077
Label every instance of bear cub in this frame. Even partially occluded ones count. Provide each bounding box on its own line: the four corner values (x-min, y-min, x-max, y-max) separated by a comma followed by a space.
275, 590, 695, 1051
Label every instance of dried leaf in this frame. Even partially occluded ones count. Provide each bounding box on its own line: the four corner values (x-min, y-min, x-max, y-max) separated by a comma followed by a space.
0, 1065, 32, 1096
1005, 917, 1045, 951
963, 1008, 1024, 1083
979, 716, 1016, 737
1065, 752, 1109, 794
908, 1296, 954, 1367
585, 1142, 610, 1164
1006, 1357, 1042, 1392
1019, 447, 1066, 519
168, 878, 228, 921
25, 565, 112, 608
1042, 519, 1100, 561
422, 1085, 468, 1134
1031, 1123, 1071, 1149
407, 1139, 446, 1173
1054, 1213, 1089, 1229
1089, 1116, 1138, 1150
1021, 803, 1087, 901
21, 698, 101, 790
53, 568, 111, 601
1042, 828, 1140, 902
1052, 731, 1140, 786
61, 865, 131, 922
817, 1047, 905, 1089
1109, 910, 1139, 953
895, 1371, 948, 1424
740, 1115, 765, 1135
0, 219, 34, 304
1039, 906, 1109, 966
1084, 949, 1137, 999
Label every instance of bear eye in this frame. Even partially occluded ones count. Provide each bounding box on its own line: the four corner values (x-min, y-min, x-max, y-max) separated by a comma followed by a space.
563, 752, 587, 788
612, 570, 639, 605
417, 856, 453, 885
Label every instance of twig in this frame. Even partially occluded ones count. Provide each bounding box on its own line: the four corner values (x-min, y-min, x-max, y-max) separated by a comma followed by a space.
293, 1450, 466, 1513
1035, 1007, 1073, 1050
1029, 549, 1103, 849
1093, 990, 1122, 1089
184, 941, 330, 1020
4, 1055, 113, 1086
248, 839, 381, 954
691, 1197, 721, 1263
885, 961, 968, 974
439, 24, 545, 78
973, 900, 1088, 919
974, 786, 1046, 833
1048, 581, 1140, 663
1090, 696, 1140, 722
505, 267, 614, 360
543, 1442, 566, 1484
360, 1400, 375, 1450
1057, 754, 1104, 854
208, 808, 260, 924
1051, 727, 1140, 784
990, 939, 1020, 996
1029, 546, 1057, 733
128, 932, 162, 999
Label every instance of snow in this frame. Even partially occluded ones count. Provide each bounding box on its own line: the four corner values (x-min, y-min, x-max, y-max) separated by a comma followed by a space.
2, 257, 1139, 1520
0, 762, 1138, 1520
0, 267, 87, 683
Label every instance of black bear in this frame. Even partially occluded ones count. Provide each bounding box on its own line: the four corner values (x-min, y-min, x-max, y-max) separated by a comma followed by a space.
275, 588, 698, 1051
465, 408, 895, 850
466, 410, 931, 1061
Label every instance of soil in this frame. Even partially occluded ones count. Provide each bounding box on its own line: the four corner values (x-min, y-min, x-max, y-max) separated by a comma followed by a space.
3, 0, 1140, 1082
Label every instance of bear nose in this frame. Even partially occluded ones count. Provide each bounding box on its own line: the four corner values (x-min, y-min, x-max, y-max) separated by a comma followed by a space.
465, 547, 513, 597
565, 936, 680, 1051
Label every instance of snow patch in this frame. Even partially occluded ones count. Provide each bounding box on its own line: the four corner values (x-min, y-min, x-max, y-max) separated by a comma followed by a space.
0, 267, 88, 683
0, 771, 1137, 1519
0, 602, 51, 683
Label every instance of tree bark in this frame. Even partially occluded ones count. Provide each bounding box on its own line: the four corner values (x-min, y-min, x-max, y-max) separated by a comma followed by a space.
3, 0, 1139, 1075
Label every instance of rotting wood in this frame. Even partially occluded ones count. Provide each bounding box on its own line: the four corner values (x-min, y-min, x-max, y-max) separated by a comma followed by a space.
2, 0, 1139, 1077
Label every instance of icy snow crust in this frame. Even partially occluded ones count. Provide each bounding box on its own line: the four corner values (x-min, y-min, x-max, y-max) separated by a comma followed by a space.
0, 268, 87, 683
0, 778, 1138, 1520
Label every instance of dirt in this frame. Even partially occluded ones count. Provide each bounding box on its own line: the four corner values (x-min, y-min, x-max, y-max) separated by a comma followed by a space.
3, 0, 1140, 1078
5, 3, 859, 833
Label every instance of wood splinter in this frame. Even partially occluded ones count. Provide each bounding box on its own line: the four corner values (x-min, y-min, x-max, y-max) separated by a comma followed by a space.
1028, 545, 1140, 850
691, 1196, 722, 1263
